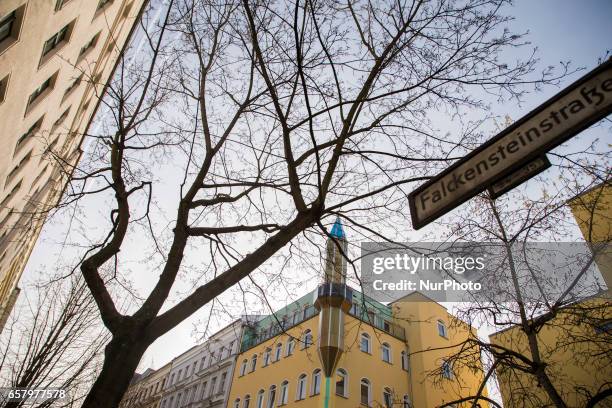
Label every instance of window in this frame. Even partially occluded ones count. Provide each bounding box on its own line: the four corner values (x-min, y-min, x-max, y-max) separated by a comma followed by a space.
279, 381, 288, 405
52, 107, 70, 132
55, 0, 73, 11
402, 351, 410, 371
250, 355, 257, 372
256, 390, 264, 408
97, 0, 113, 11
360, 333, 370, 353
0, 74, 9, 104
437, 320, 447, 338
302, 330, 313, 348
243, 394, 250, 408
42, 23, 71, 58
219, 372, 227, 393
63, 73, 83, 101
286, 338, 295, 356
263, 348, 271, 366
383, 387, 392, 408
360, 378, 371, 406
382, 343, 391, 363
296, 374, 307, 400
234, 399, 241, 408
240, 359, 248, 376
312, 369, 321, 395
200, 356, 206, 370
27, 73, 57, 111
441, 360, 453, 379
403, 395, 412, 408
335, 368, 347, 397
15, 118, 43, 154
208, 376, 217, 395
200, 381, 208, 398
6, 150, 31, 184
274, 343, 282, 361
267, 385, 276, 408
78, 32, 100, 59
0, 11, 16, 43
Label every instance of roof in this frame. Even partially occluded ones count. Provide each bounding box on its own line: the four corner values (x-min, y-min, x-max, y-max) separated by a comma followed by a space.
330, 217, 346, 239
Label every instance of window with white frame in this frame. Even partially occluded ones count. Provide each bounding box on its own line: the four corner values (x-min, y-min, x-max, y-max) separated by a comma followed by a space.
250, 355, 257, 372
256, 390, 264, 408
360, 333, 370, 353
441, 360, 453, 379
286, 338, 295, 356
401, 350, 410, 371
263, 348, 271, 366
274, 343, 282, 361
234, 398, 241, 408
383, 387, 393, 408
403, 395, 412, 408
279, 381, 288, 405
335, 368, 347, 397
302, 330, 313, 348
312, 369, 321, 395
267, 385, 276, 408
240, 359, 248, 376
382, 343, 391, 363
296, 374, 307, 400
360, 378, 371, 406
243, 394, 250, 408
437, 320, 447, 338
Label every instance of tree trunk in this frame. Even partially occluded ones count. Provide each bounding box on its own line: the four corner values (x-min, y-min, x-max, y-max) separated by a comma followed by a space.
81, 335, 150, 408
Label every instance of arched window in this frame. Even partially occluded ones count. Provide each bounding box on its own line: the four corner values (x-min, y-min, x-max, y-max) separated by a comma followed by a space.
383, 387, 393, 408
240, 359, 248, 376
360, 333, 370, 353
267, 385, 276, 408
286, 338, 295, 356
335, 368, 347, 397
302, 329, 313, 348
256, 389, 265, 408
280, 381, 289, 405
234, 398, 241, 408
441, 360, 453, 379
250, 355, 257, 372
437, 320, 447, 338
382, 342, 391, 363
360, 378, 371, 406
403, 394, 412, 408
244, 394, 251, 408
263, 348, 271, 366
275, 343, 283, 361
312, 369, 321, 395
296, 374, 307, 400
401, 351, 409, 371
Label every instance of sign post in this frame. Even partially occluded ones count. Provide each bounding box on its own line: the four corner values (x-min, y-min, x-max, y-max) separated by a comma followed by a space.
408, 59, 612, 230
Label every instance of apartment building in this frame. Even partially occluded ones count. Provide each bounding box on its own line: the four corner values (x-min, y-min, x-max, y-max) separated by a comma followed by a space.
0, 0, 147, 330
121, 364, 172, 408
121, 319, 246, 408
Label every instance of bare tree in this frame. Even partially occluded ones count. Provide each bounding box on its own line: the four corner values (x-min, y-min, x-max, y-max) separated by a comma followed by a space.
0, 276, 108, 408
430, 168, 611, 407
45, 0, 573, 405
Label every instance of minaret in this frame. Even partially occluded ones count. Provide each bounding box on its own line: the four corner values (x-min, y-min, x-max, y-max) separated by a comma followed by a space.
314, 218, 352, 408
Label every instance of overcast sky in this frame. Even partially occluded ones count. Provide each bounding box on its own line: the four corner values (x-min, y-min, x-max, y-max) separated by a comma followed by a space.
18, 0, 612, 379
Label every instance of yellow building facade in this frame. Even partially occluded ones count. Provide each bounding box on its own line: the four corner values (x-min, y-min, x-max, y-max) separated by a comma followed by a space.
227, 291, 489, 408
0, 0, 146, 330
490, 182, 611, 407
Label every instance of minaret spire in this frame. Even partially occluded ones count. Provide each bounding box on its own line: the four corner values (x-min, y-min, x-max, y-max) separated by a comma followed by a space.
315, 217, 353, 408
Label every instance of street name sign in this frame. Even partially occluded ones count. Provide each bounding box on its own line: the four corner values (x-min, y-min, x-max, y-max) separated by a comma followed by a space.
408, 58, 612, 230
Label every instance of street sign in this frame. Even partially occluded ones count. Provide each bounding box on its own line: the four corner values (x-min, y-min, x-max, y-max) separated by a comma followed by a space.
408, 58, 612, 230
487, 155, 551, 199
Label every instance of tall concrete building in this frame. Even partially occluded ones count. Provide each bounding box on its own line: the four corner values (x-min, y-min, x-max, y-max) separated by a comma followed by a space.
0, 0, 147, 329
